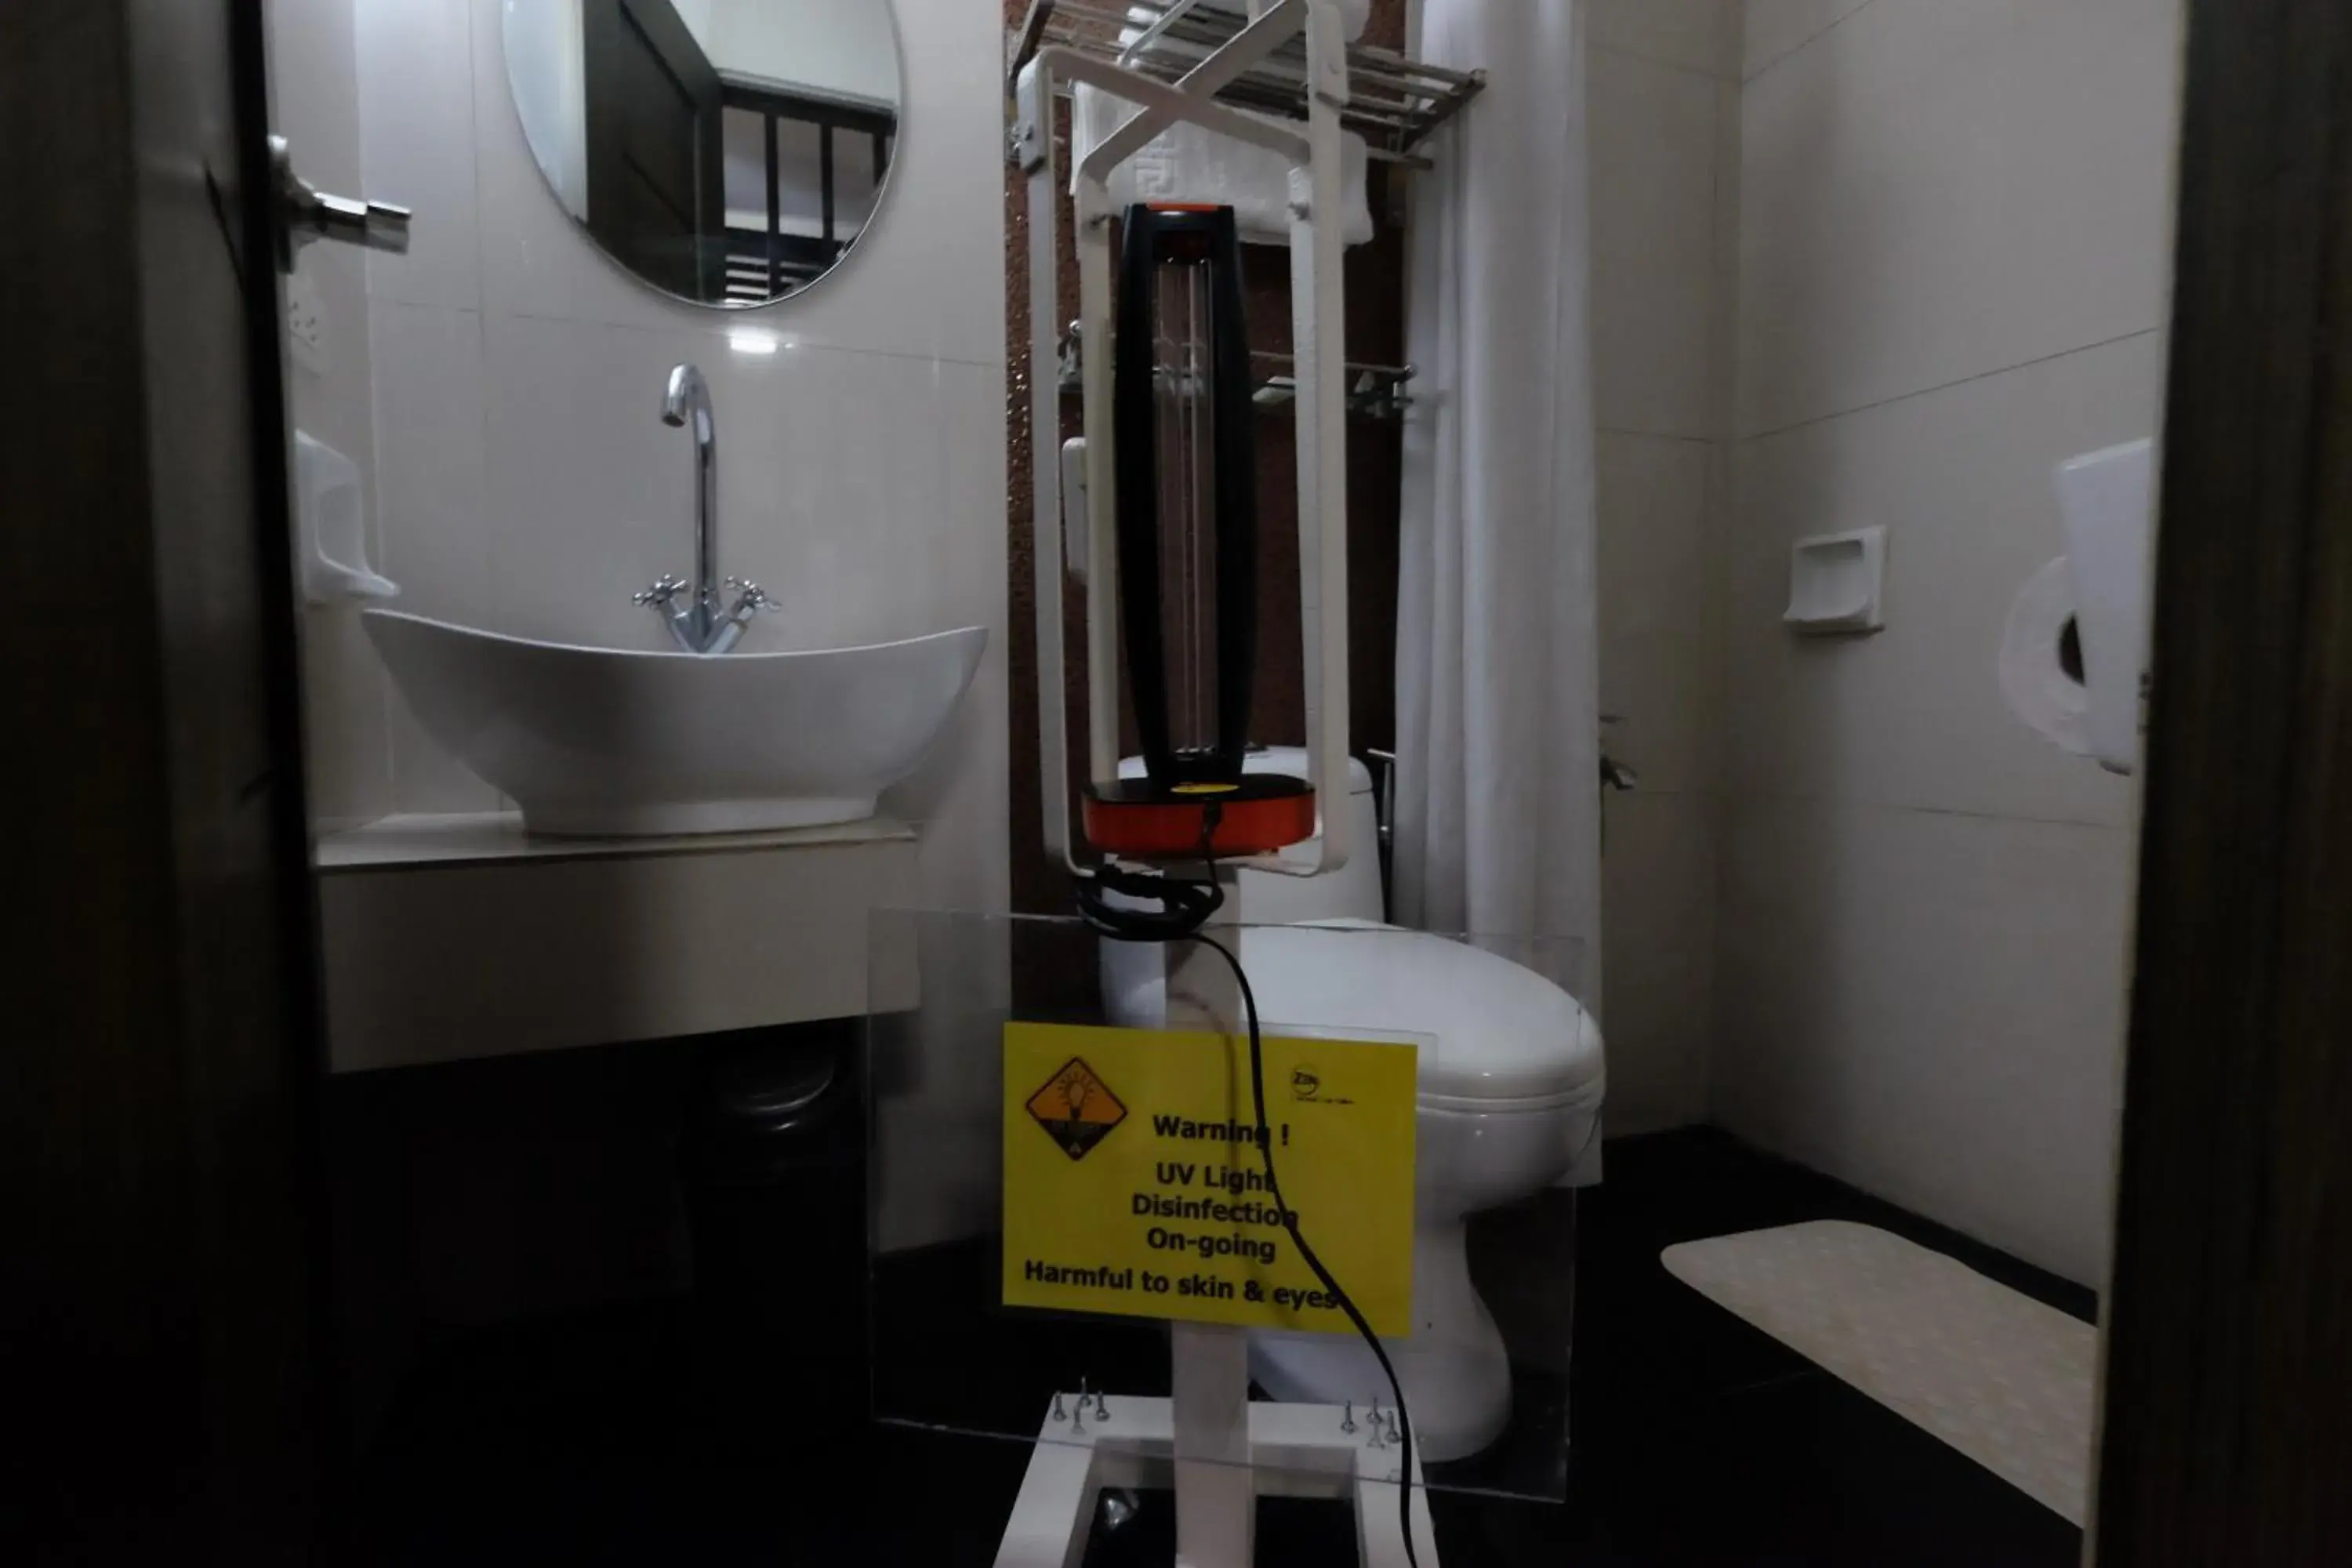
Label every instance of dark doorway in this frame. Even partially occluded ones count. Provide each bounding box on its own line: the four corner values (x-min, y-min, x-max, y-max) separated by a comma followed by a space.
2094, 0, 2352, 1559
4, 0, 329, 1556
583, 0, 728, 301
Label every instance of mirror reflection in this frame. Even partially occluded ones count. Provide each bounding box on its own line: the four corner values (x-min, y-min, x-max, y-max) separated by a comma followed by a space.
503, 0, 903, 306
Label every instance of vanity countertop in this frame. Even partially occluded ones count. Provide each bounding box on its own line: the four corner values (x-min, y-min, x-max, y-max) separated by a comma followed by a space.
315, 811, 916, 872
314, 811, 924, 1073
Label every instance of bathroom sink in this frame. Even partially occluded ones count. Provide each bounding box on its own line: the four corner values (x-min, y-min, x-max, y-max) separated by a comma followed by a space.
362, 610, 985, 836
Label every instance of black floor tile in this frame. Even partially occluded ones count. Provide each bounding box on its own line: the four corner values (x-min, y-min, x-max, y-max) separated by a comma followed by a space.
1592, 1127, 2097, 1322
1537, 1127, 2090, 1568
1558, 1370, 2081, 1567
353, 1125, 2092, 1566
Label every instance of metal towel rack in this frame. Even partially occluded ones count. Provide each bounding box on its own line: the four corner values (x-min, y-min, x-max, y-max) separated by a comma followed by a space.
1055, 321, 1415, 419
1008, 0, 1485, 168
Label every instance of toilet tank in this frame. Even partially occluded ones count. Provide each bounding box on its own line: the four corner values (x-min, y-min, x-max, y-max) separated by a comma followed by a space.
1116, 746, 1382, 924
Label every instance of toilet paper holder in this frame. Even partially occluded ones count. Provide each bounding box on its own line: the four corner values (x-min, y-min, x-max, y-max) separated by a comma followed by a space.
1998, 439, 2158, 775
2056, 439, 2155, 775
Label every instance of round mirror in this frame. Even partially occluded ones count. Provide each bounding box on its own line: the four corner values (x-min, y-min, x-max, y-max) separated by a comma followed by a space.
501, 0, 903, 307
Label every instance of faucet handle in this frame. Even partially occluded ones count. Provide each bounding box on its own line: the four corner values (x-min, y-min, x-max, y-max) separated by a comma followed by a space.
633, 573, 690, 608
724, 575, 778, 613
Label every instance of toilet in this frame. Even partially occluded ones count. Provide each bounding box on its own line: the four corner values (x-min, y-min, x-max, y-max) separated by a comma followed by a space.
1102, 749, 1605, 1461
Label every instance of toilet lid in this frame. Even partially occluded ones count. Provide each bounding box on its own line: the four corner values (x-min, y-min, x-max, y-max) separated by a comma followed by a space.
1112, 920, 1605, 1108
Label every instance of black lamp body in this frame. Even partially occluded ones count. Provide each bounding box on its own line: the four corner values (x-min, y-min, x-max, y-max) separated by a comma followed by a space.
1113, 202, 1260, 788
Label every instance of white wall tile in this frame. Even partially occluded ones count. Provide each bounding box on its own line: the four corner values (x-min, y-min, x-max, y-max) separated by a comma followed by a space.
909, 645, 1011, 913
684, 344, 1007, 913
1743, 0, 1872, 80
1711, 797, 2133, 1286
477, 310, 682, 647
1708, 79, 1743, 442
1602, 789, 1719, 1134
1590, 45, 1725, 440
370, 302, 492, 623
1587, 19, 1738, 1145
357, 0, 482, 310
474, 319, 1000, 647
1590, 0, 1743, 79
1720, 332, 2157, 827
710, 349, 1001, 648
1737, 0, 2183, 433
1711, 0, 2180, 1287
287, 251, 379, 480
272, 0, 394, 829
274, 0, 368, 188
273, 0, 376, 463
365, 299, 502, 814
865, 358, 1010, 914
1599, 432, 1716, 797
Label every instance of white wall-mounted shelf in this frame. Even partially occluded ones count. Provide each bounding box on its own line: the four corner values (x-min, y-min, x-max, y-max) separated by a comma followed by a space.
316, 812, 920, 1074
1784, 526, 1887, 636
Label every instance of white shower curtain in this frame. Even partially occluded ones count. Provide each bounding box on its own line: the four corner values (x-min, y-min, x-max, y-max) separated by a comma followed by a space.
1394, 0, 1601, 1005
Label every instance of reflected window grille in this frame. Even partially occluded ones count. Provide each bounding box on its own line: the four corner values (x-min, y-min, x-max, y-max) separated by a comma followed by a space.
720, 78, 895, 302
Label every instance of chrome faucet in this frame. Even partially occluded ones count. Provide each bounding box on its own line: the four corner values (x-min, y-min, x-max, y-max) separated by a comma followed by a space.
636, 362, 772, 653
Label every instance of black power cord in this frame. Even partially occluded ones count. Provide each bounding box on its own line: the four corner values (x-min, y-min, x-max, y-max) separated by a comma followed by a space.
1191, 931, 1425, 1566
1073, 806, 1425, 1567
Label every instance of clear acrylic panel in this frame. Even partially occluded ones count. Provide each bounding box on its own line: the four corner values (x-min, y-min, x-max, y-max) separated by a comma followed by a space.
866, 909, 1593, 1525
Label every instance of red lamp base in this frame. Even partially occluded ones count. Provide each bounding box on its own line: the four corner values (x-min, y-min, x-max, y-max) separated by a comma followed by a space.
1080, 774, 1316, 861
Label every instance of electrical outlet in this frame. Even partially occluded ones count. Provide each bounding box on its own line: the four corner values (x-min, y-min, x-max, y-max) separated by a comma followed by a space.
285, 270, 328, 374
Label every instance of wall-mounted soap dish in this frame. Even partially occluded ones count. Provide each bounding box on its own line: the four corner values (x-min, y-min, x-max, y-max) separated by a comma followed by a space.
296, 430, 398, 606
1784, 526, 1886, 636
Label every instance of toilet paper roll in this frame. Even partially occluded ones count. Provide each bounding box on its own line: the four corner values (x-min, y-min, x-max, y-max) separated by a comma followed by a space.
1999, 558, 2092, 757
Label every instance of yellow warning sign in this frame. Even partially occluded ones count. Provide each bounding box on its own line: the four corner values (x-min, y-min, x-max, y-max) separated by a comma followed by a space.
1001, 1022, 1417, 1336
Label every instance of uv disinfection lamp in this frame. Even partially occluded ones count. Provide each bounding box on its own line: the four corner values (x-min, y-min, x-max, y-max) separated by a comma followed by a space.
1080, 202, 1317, 862
1010, 6, 1432, 1562
1016, 0, 1358, 895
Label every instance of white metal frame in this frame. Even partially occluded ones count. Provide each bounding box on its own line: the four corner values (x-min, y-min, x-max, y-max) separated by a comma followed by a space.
1007, 13, 1399, 1560
993, 1396, 1437, 1568
1013, 0, 1354, 886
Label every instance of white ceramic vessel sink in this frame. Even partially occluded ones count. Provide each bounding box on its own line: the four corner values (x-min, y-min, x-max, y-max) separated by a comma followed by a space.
363, 610, 985, 836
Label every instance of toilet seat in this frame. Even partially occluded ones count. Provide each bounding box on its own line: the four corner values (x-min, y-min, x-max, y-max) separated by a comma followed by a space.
1098, 768, 1604, 1461
1198, 920, 1605, 1112
1100, 910, 1604, 1461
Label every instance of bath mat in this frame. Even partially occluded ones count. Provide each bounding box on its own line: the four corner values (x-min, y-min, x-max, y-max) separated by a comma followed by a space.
1661, 1220, 2096, 1523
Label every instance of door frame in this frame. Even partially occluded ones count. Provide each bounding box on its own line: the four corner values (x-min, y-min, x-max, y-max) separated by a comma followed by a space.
581, 0, 729, 301
2, 0, 331, 1555
2092, 0, 2352, 1559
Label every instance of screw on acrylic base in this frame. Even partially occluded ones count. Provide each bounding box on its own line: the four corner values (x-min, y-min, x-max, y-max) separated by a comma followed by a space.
992, 1393, 1437, 1568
